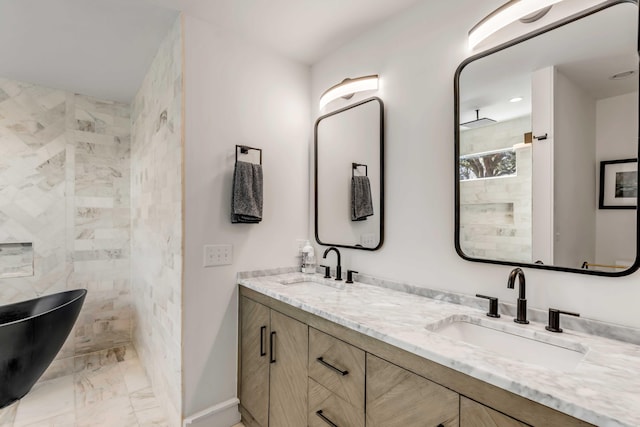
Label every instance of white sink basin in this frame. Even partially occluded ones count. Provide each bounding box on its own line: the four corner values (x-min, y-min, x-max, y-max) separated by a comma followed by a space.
428, 318, 586, 371
276, 274, 346, 289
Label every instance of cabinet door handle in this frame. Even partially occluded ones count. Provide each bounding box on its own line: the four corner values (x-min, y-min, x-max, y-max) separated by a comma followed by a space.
316, 410, 338, 427
259, 326, 266, 357
270, 331, 276, 364
316, 357, 349, 376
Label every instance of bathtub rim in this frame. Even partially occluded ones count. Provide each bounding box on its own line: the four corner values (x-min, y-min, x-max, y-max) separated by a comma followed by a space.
0, 289, 87, 327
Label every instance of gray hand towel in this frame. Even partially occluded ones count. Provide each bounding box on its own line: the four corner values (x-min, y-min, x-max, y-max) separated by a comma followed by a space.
231, 161, 263, 224
351, 176, 374, 221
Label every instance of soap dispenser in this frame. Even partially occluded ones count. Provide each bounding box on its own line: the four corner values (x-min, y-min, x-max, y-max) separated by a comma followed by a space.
301, 240, 315, 274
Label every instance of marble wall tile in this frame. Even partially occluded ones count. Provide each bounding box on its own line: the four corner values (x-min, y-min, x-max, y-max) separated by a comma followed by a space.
0, 78, 69, 307
131, 16, 182, 427
460, 117, 532, 262
0, 76, 132, 361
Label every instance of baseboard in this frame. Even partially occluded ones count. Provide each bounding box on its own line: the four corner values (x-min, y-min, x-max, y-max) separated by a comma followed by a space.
183, 398, 240, 427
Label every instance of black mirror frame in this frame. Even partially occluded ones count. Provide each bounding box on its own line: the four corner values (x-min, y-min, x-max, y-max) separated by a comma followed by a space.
314, 96, 385, 251
454, 0, 640, 277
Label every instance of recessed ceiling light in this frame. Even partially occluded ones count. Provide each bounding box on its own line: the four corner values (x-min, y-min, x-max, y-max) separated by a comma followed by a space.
610, 70, 636, 80
510, 97, 523, 103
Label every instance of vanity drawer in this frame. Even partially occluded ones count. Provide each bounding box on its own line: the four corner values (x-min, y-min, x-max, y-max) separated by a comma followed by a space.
309, 378, 364, 427
309, 328, 365, 409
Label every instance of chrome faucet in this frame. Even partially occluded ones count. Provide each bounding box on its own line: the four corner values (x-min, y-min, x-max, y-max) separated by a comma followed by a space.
507, 268, 529, 324
322, 247, 342, 281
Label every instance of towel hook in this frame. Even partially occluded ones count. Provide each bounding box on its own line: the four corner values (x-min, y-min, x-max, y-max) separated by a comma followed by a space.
235, 145, 262, 165
352, 162, 368, 178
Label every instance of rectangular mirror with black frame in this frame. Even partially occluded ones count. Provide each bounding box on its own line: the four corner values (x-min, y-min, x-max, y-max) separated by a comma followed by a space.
315, 97, 384, 250
455, 0, 639, 276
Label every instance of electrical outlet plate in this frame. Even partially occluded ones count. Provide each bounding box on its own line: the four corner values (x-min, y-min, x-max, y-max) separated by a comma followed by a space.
203, 244, 233, 267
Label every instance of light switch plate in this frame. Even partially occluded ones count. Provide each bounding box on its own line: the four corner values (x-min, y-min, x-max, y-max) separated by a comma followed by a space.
203, 244, 233, 267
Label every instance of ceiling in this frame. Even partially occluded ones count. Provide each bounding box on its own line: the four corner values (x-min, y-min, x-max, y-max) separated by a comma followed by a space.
0, 0, 422, 102
145, 0, 423, 65
0, 0, 179, 103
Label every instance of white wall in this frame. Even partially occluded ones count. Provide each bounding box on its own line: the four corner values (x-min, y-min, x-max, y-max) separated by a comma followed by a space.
183, 14, 310, 426
596, 92, 638, 267
310, 1, 640, 330
553, 69, 596, 268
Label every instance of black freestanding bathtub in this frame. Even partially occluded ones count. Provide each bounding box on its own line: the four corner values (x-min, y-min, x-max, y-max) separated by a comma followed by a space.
0, 289, 86, 409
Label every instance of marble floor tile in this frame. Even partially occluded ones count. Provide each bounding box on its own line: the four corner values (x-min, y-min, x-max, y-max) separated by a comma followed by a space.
129, 387, 160, 413
134, 406, 170, 427
21, 411, 75, 427
75, 396, 137, 427
0, 345, 168, 427
74, 362, 128, 408
0, 402, 18, 427
13, 376, 75, 427
120, 359, 152, 393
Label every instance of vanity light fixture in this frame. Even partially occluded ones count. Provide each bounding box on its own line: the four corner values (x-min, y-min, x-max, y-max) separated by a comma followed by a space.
510, 97, 524, 103
469, 0, 565, 50
610, 70, 636, 80
319, 75, 379, 109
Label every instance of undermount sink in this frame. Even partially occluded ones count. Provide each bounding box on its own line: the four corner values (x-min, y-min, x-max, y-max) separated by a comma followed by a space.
427, 317, 586, 371
276, 274, 346, 289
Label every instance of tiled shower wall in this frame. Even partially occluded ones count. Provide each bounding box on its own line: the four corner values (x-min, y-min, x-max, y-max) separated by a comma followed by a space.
0, 77, 131, 359
459, 116, 533, 262
131, 17, 183, 425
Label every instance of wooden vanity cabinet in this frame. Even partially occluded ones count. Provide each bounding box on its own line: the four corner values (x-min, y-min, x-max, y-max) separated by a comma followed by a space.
239, 286, 594, 427
239, 297, 308, 427
367, 354, 459, 427
460, 397, 531, 427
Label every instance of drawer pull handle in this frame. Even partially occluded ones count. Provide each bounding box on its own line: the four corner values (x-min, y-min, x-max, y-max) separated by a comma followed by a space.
270, 331, 276, 364
259, 326, 267, 357
316, 410, 338, 427
316, 357, 349, 376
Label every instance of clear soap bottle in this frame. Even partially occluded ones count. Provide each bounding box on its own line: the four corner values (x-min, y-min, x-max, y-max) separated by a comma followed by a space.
302, 240, 315, 274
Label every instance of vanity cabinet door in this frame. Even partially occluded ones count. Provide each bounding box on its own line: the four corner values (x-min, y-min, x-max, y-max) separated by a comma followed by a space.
366, 354, 459, 427
460, 397, 531, 427
240, 297, 271, 427
269, 310, 308, 427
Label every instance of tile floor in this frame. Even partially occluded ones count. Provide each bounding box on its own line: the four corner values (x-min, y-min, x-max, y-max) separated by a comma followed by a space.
0, 345, 168, 427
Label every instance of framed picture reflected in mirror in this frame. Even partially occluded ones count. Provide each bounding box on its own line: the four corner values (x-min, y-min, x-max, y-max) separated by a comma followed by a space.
599, 159, 638, 209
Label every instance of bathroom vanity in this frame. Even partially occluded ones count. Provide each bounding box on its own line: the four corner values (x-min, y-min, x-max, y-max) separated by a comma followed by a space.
237, 271, 640, 427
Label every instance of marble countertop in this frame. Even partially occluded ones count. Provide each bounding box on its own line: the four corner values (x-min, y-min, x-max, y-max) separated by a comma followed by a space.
239, 271, 640, 427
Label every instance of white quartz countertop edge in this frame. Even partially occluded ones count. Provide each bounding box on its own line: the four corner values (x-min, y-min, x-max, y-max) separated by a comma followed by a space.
239, 273, 640, 427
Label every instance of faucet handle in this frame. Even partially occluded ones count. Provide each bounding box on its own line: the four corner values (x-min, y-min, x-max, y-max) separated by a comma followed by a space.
476, 294, 500, 318
319, 265, 331, 279
346, 270, 358, 284
545, 308, 580, 333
